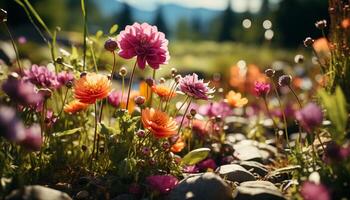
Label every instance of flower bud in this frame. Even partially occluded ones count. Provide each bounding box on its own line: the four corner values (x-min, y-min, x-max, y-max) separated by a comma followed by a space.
304, 37, 314, 47
278, 75, 292, 87
175, 75, 182, 83
162, 142, 170, 150
80, 72, 87, 78
119, 67, 127, 77
186, 114, 193, 120
315, 20, 327, 29
55, 57, 64, 64
159, 77, 166, 84
136, 129, 145, 137
141, 147, 150, 156
190, 108, 196, 117
0, 9, 7, 23
66, 81, 73, 88
145, 78, 155, 87
104, 38, 118, 52
81, 145, 87, 152
134, 96, 146, 106
264, 68, 275, 78
294, 54, 304, 64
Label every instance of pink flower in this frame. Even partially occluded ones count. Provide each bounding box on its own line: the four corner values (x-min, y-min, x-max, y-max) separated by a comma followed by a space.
23, 65, 59, 89
0, 106, 26, 143
146, 175, 178, 194
197, 158, 217, 171
300, 182, 330, 200
179, 73, 215, 100
117, 22, 170, 70
199, 101, 232, 118
254, 81, 270, 97
107, 91, 121, 108
57, 71, 74, 86
323, 141, 350, 164
295, 103, 323, 133
20, 124, 42, 151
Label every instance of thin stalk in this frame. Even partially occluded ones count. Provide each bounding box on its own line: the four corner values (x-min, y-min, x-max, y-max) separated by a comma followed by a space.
58, 87, 69, 117
111, 51, 116, 79
164, 82, 178, 111
177, 98, 192, 135
90, 43, 98, 72
263, 97, 279, 146
3, 23, 22, 73
121, 76, 125, 104
316, 130, 326, 152
150, 69, 156, 107
91, 103, 98, 167
174, 96, 189, 116
125, 61, 137, 110
81, 0, 88, 71
288, 85, 302, 108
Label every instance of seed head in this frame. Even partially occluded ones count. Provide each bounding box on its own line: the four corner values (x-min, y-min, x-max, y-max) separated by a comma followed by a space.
264, 68, 275, 78
104, 38, 118, 52
303, 37, 314, 47
119, 67, 127, 77
294, 54, 304, 64
278, 75, 292, 87
134, 96, 146, 106
315, 20, 327, 29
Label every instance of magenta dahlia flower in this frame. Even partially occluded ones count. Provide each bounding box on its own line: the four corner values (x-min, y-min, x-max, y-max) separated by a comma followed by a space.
146, 175, 178, 194
295, 103, 323, 133
23, 65, 59, 89
107, 91, 121, 108
179, 73, 215, 100
117, 22, 170, 70
254, 81, 270, 97
300, 182, 330, 200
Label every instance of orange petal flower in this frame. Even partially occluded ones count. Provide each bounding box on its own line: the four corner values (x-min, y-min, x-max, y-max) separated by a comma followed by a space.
73, 73, 111, 104
225, 90, 248, 108
64, 100, 89, 114
141, 108, 178, 138
341, 18, 350, 29
171, 137, 185, 153
151, 84, 176, 100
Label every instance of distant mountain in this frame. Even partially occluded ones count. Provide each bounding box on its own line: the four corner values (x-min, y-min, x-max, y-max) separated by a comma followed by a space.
96, 0, 222, 33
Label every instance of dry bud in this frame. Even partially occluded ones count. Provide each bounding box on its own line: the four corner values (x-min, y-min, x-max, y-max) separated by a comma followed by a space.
303, 37, 314, 47
264, 68, 275, 78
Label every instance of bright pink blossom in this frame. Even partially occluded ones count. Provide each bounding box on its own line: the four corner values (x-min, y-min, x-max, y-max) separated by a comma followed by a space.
295, 103, 323, 133
301, 182, 330, 200
146, 175, 178, 194
254, 81, 270, 97
179, 73, 214, 100
117, 22, 170, 70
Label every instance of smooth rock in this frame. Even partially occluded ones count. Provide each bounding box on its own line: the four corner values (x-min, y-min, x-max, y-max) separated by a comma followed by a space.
5, 185, 72, 200
169, 172, 233, 200
239, 161, 269, 177
216, 164, 256, 183
257, 143, 278, 158
233, 181, 285, 200
226, 133, 247, 144
76, 190, 89, 199
234, 145, 263, 162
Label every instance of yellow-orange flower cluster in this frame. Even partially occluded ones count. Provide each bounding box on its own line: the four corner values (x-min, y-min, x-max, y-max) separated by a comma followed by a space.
74, 73, 111, 104
141, 108, 178, 138
171, 137, 185, 153
225, 91, 248, 108
151, 84, 176, 100
64, 100, 89, 114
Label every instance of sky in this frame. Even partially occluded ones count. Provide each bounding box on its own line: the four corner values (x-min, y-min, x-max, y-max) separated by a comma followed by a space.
116, 0, 275, 13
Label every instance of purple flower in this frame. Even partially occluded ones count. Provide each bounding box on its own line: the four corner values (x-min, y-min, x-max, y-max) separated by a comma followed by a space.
146, 175, 178, 194
183, 165, 199, 173
23, 65, 60, 89
179, 73, 215, 100
45, 110, 57, 128
107, 91, 121, 108
254, 81, 270, 97
295, 103, 323, 133
20, 124, 42, 151
197, 159, 217, 171
323, 142, 350, 164
300, 182, 330, 200
199, 101, 232, 118
117, 22, 170, 70
57, 71, 74, 86
2, 78, 43, 106
0, 106, 26, 142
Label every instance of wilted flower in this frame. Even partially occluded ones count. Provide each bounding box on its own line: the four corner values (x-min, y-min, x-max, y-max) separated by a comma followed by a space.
0, 106, 26, 142
23, 65, 60, 89
64, 100, 89, 114
152, 84, 176, 100
2, 78, 43, 106
20, 124, 42, 151
142, 108, 177, 138
107, 91, 121, 108
146, 175, 178, 194
104, 38, 118, 52
57, 71, 74, 87
225, 90, 248, 108
254, 81, 270, 97
179, 73, 215, 100
300, 182, 330, 200
74, 73, 111, 104
171, 137, 185, 153
278, 75, 292, 87
117, 22, 170, 69
199, 101, 232, 118
295, 103, 323, 133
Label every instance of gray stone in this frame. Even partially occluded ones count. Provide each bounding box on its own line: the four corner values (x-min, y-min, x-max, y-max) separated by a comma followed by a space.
76, 190, 89, 199
216, 164, 256, 183
233, 181, 285, 200
257, 143, 278, 158
233, 144, 263, 162
239, 161, 269, 177
169, 172, 233, 200
6, 185, 72, 200
226, 133, 247, 144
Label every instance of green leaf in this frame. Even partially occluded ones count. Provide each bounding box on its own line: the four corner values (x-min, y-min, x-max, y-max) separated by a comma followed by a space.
53, 128, 82, 137
109, 24, 119, 35
96, 30, 103, 38
318, 86, 348, 142
22, 0, 52, 37
181, 148, 210, 166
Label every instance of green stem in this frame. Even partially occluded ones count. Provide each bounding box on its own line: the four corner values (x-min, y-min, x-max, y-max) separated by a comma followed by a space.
90, 103, 98, 168
111, 51, 116, 79
81, 0, 88, 71
288, 85, 302, 108
150, 69, 156, 107
125, 61, 137, 111
177, 98, 192, 135
58, 87, 69, 117
263, 97, 279, 146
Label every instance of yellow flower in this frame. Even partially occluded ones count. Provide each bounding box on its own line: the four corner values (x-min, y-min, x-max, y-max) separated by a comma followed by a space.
225, 90, 248, 108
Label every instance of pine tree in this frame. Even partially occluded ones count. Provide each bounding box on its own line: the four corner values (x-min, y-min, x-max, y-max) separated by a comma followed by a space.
218, 0, 236, 42
154, 7, 168, 36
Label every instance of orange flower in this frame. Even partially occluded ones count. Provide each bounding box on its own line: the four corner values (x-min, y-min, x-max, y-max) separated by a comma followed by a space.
64, 100, 89, 114
225, 90, 248, 108
120, 90, 139, 113
74, 73, 111, 104
313, 37, 330, 54
341, 18, 350, 29
141, 108, 178, 138
171, 137, 185, 153
151, 84, 176, 100
229, 64, 266, 94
